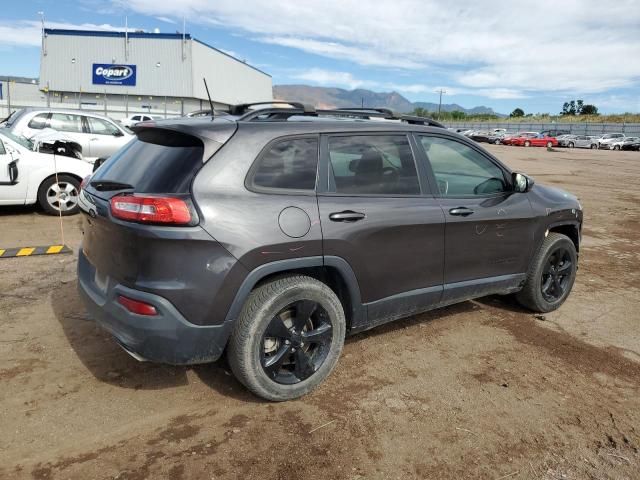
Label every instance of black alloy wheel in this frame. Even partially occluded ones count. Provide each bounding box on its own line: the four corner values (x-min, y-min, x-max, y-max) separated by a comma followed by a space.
540, 247, 573, 302
261, 300, 333, 384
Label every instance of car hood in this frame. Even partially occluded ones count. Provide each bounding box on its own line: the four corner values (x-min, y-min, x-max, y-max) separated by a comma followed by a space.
534, 183, 581, 208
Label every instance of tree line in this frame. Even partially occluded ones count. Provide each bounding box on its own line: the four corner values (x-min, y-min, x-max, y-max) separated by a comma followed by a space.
509, 100, 598, 118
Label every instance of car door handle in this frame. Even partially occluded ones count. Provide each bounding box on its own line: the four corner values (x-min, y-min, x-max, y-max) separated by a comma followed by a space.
90, 138, 99, 141
449, 207, 474, 217
329, 211, 366, 222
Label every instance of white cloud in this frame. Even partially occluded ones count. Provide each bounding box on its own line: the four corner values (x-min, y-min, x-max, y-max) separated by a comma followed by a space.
0, 20, 136, 48
294, 69, 369, 90
155, 16, 177, 24
292, 69, 528, 100
113, 0, 640, 96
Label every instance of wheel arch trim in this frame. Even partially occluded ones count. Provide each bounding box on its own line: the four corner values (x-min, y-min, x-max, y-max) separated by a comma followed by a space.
223, 255, 364, 327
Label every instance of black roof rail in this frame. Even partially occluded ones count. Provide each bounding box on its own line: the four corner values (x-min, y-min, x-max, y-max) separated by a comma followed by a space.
231, 102, 445, 128
334, 107, 395, 116
229, 101, 315, 116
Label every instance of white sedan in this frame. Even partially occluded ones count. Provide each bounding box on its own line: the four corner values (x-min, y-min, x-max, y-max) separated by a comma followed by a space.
120, 114, 156, 128
0, 130, 92, 215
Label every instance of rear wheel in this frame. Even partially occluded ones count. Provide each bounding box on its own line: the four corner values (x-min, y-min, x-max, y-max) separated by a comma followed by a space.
613, 145, 620, 150
516, 233, 577, 313
37, 174, 81, 216
590, 144, 597, 149
546, 141, 553, 148
228, 275, 346, 401
524, 140, 531, 147
568, 142, 574, 148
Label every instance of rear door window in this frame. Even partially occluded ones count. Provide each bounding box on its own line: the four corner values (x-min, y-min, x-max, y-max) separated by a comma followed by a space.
327, 135, 420, 195
49, 113, 83, 133
250, 137, 318, 191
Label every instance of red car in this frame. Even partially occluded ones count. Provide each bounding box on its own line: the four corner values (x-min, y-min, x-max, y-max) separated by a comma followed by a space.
512, 134, 558, 147
501, 131, 538, 145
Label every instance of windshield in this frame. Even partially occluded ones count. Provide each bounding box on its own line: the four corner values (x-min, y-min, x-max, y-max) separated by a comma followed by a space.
0, 129, 33, 150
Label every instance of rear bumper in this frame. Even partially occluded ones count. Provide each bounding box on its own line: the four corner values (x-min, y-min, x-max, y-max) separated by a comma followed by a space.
77, 249, 231, 365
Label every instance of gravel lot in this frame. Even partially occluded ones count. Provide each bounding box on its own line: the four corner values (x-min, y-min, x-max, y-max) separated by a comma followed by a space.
1, 145, 639, 480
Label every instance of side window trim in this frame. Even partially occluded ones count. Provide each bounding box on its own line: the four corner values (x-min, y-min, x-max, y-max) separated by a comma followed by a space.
245, 134, 320, 196
318, 132, 428, 197
414, 132, 513, 199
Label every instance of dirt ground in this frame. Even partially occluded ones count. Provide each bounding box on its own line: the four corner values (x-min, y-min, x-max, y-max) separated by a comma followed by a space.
1, 145, 639, 480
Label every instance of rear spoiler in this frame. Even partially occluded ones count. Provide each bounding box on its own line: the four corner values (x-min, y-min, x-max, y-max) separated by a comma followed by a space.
132, 121, 238, 161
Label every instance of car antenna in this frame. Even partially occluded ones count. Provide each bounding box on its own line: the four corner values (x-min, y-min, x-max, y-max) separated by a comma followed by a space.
203, 78, 214, 120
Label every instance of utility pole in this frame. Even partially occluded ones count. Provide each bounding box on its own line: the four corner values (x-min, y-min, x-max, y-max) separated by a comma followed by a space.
435, 89, 446, 120
6, 77, 11, 113
361, 96, 364, 108
38, 11, 46, 56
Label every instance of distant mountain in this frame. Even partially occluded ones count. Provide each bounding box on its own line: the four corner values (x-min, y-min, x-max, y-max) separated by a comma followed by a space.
273, 85, 500, 116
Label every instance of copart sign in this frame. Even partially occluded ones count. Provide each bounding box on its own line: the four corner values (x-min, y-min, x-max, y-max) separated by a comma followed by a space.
92, 64, 137, 86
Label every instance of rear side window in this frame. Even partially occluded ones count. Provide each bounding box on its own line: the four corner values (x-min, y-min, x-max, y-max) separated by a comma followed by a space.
27, 113, 49, 130
90, 130, 203, 194
0, 140, 5, 155
327, 135, 420, 195
49, 113, 83, 133
251, 137, 318, 191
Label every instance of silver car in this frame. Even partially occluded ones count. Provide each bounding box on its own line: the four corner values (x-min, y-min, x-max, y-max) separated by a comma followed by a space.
565, 135, 598, 149
1, 108, 133, 162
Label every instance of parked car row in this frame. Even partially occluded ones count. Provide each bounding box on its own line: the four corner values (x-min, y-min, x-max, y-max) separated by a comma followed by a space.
457, 127, 640, 151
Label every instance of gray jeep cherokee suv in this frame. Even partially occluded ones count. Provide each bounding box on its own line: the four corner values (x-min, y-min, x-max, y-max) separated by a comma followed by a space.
78, 104, 583, 401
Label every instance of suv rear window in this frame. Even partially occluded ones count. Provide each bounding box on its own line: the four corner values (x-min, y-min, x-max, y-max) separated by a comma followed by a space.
250, 137, 318, 191
90, 130, 203, 194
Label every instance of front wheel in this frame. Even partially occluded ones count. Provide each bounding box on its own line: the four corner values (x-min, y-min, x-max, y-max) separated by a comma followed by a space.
228, 275, 346, 401
546, 141, 553, 148
613, 145, 620, 150
590, 144, 597, 149
516, 233, 577, 313
37, 174, 81, 216
524, 140, 531, 147
568, 142, 574, 148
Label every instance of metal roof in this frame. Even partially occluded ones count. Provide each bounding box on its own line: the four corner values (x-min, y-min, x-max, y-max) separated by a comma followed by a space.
43, 28, 270, 77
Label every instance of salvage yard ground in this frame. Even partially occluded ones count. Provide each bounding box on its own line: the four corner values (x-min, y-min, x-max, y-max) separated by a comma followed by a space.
1, 145, 639, 480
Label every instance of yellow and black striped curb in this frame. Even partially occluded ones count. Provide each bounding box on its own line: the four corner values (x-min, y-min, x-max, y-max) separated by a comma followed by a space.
0, 245, 72, 259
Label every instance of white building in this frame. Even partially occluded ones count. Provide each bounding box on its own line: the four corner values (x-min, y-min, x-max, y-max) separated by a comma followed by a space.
38, 28, 272, 117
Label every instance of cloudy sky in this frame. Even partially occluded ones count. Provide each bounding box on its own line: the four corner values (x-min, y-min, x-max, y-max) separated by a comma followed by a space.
2, 0, 640, 113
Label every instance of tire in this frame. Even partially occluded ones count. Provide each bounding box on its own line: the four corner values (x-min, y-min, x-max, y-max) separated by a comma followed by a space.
494, 139, 501, 145
524, 140, 531, 147
516, 233, 577, 313
228, 275, 346, 401
37, 174, 81, 216
568, 142, 574, 148
590, 144, 597, 149
613, 145, 620, 151
546, 141, 553, 148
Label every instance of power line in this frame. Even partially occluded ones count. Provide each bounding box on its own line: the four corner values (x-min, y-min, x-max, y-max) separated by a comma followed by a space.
435, 89, 446, 120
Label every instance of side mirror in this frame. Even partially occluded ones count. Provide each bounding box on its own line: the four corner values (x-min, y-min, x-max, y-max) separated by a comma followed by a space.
513, 172, 534, 193
113, 130, 124, 137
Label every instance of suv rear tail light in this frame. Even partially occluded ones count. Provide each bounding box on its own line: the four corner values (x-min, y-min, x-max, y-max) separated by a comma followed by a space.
117, 295, 158, 316
110, 195, 191, 225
